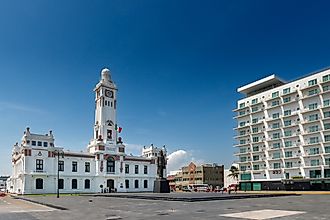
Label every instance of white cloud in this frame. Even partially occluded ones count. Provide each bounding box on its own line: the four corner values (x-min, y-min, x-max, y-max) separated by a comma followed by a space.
167, 149, 204, 173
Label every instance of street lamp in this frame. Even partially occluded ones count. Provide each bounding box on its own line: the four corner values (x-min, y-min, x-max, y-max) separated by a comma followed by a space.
49, 147, 64, 198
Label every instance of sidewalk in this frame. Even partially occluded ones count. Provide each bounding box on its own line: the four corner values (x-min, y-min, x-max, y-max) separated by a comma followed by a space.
238, 190, 330, 195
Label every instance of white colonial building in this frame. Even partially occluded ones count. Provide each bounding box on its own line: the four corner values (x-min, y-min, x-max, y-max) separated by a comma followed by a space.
7, 68, 166, 194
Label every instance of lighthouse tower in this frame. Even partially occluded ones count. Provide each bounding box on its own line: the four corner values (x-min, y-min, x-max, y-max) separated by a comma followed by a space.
87, 68, 121, 154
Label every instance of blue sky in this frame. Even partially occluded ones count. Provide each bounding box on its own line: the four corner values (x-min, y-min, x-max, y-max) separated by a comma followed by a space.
1, 0, 330, 175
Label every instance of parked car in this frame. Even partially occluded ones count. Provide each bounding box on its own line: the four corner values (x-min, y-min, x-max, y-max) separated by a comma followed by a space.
182, 186, 192, 192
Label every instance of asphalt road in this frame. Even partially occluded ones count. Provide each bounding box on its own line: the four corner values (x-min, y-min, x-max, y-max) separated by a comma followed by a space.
4, 193, 329, 220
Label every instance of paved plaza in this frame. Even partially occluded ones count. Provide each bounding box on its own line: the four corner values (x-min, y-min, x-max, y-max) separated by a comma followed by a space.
0, 193, 328, 220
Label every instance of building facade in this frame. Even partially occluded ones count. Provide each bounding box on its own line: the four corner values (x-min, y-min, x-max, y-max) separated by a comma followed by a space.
171, 162, 224, 191
7, 68, 165, 194
0, 176, 9, 192
234, 68, 330, 191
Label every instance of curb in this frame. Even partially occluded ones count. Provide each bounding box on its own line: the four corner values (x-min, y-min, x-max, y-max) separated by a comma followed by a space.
82, 193, 300, 202
11, 195, 68, 210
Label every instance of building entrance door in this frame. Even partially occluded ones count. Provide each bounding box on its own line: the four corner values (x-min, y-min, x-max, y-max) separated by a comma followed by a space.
107, 179, 114, 192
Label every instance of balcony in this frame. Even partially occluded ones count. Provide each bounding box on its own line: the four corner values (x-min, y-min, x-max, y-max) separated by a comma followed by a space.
301, 119, 320, 125
266, 103, 282, 110
300, 107, 321, 114
266, 126, 282, 132
301, 130, 321, 136
300, 83, 320, 91
265, 117, 281, 123
250, 108, 264, 114
233, 104, 250, 112
234, 133, 250, 139
234, 142, 251, 147
281, 90, 298, 97
301, 92, 320, 100
233, 113, 250, 119
281, 112, 298, 119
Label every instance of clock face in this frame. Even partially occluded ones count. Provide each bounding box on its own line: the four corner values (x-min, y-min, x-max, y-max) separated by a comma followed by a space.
105, 89, 113, 98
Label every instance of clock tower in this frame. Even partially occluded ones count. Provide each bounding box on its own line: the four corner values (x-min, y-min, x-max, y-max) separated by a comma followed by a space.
88, 68, 119, 154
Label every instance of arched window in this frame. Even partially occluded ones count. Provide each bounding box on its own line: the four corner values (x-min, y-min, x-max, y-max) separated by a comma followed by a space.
72, 179, 77, 189
144, 180, 148, 188
85, 179, 90, 189
134, 180, 139, 188
36, 178, 43, 189
107, 157, 115, 173
125, 180, 129, 189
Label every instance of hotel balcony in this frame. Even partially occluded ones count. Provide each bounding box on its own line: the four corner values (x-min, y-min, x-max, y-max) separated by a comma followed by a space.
250, 108, 264, 115
265, 117, 281, 123
283, 144, 301, 150
300, 107, 321, 114
281, 112, 299, 119
265, 103, 282, 110
281, 89, 298, 97
234, 151, 251, 156
301, 119, 320, 125
234, 133, 250, 139
233, 104, 250, 112
300, 83, 320, 91
300, 92, 320, 100
233, 113, 250, 119
234, 142, 251, 147
266, 126, 282, 132
301, 130, 321, 136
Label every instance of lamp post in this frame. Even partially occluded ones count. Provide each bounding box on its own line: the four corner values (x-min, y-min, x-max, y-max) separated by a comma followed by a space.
49, 147, 64, 198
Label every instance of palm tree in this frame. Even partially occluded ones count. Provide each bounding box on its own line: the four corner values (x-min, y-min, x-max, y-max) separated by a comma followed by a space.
227, 166, 239, 180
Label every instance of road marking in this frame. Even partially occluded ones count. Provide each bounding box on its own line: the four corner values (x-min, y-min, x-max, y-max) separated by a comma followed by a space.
220, 209, 306, 220
10, 209, 54, 213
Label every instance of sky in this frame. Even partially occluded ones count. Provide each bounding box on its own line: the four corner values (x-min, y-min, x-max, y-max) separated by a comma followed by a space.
1, 0, 330, 175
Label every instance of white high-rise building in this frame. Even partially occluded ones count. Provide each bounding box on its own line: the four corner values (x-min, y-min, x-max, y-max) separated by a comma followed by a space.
7, 68, 165, 194
234, 68, 330, 191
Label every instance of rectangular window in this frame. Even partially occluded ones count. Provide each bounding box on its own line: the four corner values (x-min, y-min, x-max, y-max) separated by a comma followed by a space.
85, 162, 90, 172
43, 142, 48, 147
323, 74, 330, 82
37, 141, 42, 146
253, 155, 259, 161
252, 127, 259, 133
308, 89, 318, 96
272, 113, 280, 119
284, 110, 291, 116
58, 179, 64, 189
285, 162, 293, 168
283, 88, 291, 94
240, 166, 247, 171
311, 159, 320, 166
240, 157, 247, 162
283, 97, 291, 103
144, 165, 148, 174
240, 139, 246, 145
32, 141, 36, 146
251, 98, 258, 105
272, 91, 279, 98
309, 114, 319, 121
309, 137, 319, 144
72, 161, 78, 172
325, 123, 330, 130
273, 152, 281, 159
252, 118, 258, 124
239, 130, 246, 135
240, 148, 247, 153
252, 106, 259, 112
272, 122, 280, 129
285, 151, 292, 158
125, 164, 129, 174
135, 165, 139, 174
272, 100, 280, 107
273, 143, 281, 148
308, 79, 317, 86
273, 162, 281, 169
324, 111, 330, 118
72, 179, 78, 189
323, 85, 330, 92
325, 158, 330, 165
272, 133, 280, 139
310, 148, 319, 155
308, 103, 318, 110
284, 130, 292, 137
325, 135, 330, 142
324, 100, 330, 107
252, 137, 259, 143
284, 141, 292, 147
253, 146, 259, 152
239, 103, 245, 109
284, 120, 291, 127
309, 125, 319, 133
239, 111, 245, 116
325, 146, 330, 153
36, 159, 43, 171
239, 122, 246, 127
253, 164, 259, 170
58, 161, 64, 171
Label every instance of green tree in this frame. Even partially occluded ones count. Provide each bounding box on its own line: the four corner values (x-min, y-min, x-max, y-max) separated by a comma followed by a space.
227, 166, 239, 180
